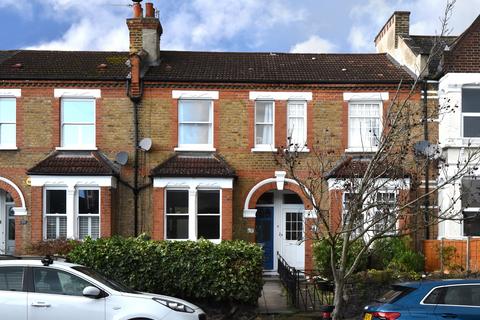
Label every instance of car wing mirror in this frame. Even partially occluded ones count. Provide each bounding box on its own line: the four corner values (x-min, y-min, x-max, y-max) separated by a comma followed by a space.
83, 286, 102, 299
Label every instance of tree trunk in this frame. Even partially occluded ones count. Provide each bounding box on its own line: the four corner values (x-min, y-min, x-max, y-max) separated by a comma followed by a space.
332, 277, 345, 320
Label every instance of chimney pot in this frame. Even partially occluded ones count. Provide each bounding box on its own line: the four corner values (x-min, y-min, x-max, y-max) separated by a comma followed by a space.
133, 3, 143, 18
145, 3, 155, 18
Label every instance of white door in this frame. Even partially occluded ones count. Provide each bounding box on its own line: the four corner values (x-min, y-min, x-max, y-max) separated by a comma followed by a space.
28, 267, 105, 320
280, 207, 305, 270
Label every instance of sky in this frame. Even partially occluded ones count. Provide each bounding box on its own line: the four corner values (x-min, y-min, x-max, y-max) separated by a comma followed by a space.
0, 0, 478, 53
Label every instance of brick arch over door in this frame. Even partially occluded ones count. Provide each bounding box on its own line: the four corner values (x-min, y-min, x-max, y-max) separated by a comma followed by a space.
0, 176, 27, 215
243, 177, 314, 217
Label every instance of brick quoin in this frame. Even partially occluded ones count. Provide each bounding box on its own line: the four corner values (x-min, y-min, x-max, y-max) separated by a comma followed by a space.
152, 187, 164, 240
221, 188, 233, 240
100, 187, 112, 238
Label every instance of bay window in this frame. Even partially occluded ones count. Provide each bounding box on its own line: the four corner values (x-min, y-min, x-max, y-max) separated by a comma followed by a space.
462, 87, 480, 138
462, 178, 480, 236
45, 189, 67, 239
78, 189, 100, 240
166, 190, 189, 239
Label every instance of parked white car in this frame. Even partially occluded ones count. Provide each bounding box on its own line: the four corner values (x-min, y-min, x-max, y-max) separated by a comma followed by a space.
0, 256, 206, 320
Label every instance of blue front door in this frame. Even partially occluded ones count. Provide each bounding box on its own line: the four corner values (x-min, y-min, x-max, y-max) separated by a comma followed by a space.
256, 207, 274, 270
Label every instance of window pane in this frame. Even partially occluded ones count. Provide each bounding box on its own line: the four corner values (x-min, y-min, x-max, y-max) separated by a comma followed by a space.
166, 190, 188, 214
0, 98, 16, 122
166, 216, 189, 239
62, 125, 79, 146
0, 124, 16, 145
8, 207, 15, 241
78, 190, 99, 214
256, 101, 273, 123
179, 123, 211, 145
178, 100, 211, 122
79, 216, 99, 240
462, 179, 480, 208
62, 99, 95, 123
442, 286, 480, 306
46, 190, 67, 214
80, 125, 95, 146
46, 216, 67, 239
285, 212, 303, 241
256, 124, 273, 145
288, 116, 305, 145
464, 212, 480, 236
463, 88, 480, 113
198, 190, 220, 214
257, 192, 274, 205
0, 267, 24, 292
288, 103, 305, 117
34, 268, 92, 296
464, 117, 480, 137
283, 193, 303, 204
198, 216, 220, 239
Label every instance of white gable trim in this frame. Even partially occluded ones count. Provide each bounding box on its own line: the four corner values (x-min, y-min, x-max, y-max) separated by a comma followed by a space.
0, 89, 21, 97
54, 89, 101, 98
30, 176, 116, 188
343, 92, 389, 101
249, 91, 312, 101
172, 90, 219, 100
153, 177, 233, 189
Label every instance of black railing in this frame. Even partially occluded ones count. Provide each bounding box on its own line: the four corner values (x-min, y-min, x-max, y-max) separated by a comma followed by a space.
277, 253, 334, 311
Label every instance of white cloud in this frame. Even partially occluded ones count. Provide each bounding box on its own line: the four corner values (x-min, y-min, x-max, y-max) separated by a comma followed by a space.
348, 27, 373, 52
290, 36, 337, 53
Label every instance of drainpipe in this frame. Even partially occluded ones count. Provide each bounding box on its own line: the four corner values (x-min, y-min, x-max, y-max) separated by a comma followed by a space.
423, 79, 430, 241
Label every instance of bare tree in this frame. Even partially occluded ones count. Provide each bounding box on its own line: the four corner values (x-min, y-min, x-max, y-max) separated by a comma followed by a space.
275, 1, 479, 318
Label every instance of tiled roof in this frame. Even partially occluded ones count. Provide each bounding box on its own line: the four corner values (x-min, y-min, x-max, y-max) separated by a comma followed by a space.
0, 50, 414, 84
327, 156, 408, 179
0, 50, 129, 81
401, 35, 457, 55
28, 151, 119, 176
146, 51, 413, 83
151, 153, 236, 178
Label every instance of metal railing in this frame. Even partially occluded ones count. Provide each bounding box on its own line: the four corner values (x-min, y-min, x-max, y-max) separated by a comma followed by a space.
277, 253, 334, 311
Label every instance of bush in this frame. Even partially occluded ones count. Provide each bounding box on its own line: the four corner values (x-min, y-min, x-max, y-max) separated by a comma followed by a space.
28, 239, 80, 256
372, 236, 424, 272
67, 236, 263, 304
313, 238, 367, 279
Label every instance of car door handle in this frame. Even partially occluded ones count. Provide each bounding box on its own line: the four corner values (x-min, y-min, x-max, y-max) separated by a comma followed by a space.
32, 302, 51, 308
441, 313, 458, 318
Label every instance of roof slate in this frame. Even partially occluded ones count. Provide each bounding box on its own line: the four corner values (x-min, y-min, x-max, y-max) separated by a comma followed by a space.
151, 153, 236, 178
401, 35, 457, 55
28, 151, 119, 176
327, 156, 408, 179
0, 50, 414, 84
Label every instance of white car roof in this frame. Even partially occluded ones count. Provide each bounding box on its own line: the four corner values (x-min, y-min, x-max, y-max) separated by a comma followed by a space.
0, 258, 81, 269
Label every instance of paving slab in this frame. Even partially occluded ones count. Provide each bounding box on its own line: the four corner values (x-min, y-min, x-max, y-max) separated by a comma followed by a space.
257, 277, 296, 315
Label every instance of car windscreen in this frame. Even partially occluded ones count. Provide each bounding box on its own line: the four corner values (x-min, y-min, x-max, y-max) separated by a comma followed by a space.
72, 266, 136, 294
375, 285, 416, 304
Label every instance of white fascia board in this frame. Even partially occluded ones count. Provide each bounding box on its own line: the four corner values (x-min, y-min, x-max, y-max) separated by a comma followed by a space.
30, 175, 117, 188
0, 89, 21, 97
249, 91, 312, 101
54, 89, 101, 98
172, 90, 219, 100
153, 177, 233, 189
439, 73, 480, 94
343, 92, 389, 101
328, 178, 410, 190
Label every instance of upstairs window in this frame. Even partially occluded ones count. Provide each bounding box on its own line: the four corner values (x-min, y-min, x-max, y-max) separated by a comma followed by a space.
61, 99, 95, 149
287, 101, 307, 148
255, 101, 274, 149
0, 98, 16, 148
348, 102, 381, 150
462, 87, 480, 138
178, 100, 213, 149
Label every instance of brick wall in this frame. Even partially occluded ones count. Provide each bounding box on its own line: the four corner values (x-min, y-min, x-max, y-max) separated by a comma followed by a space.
444, 17, 480, 73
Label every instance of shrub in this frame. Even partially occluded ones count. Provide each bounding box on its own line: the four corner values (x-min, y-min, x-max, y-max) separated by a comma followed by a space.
67, 236, 263, 304
27, 239, 80, 256
372, 236, 424, 272
313, 238, 367, 279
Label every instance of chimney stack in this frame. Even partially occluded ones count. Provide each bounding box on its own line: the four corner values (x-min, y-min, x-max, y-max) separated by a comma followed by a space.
127, 1, 163, 66
375, 11, 411, 52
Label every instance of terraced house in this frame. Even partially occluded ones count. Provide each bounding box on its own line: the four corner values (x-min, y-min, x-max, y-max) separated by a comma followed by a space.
0, 1, 421, 272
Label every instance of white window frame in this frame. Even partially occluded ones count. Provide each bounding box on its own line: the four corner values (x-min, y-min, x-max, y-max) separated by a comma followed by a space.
342, 192, 364, 237
164, 188, 222, 243
370, 191, 397, 235
347, 100, 382, 152
175, 99, 215, 152
43, 187, 68, 240
287, 100, 308, 151
0, 96, 17, 150
76, 187, 101, 240
196, 189, 222, 241
461, 86, 480, 139
253, 100, 276, 152
60, 98, 96, 150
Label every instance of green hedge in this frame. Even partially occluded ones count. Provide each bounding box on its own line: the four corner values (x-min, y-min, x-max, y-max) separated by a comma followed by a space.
66, 236, 263, 304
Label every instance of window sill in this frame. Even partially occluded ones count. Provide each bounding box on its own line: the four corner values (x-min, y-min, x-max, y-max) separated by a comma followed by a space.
251, 147, 278, 153
56, 146, 98, 151
345, 147, 378, 153
287, 147, 310, 153
0, 146, 18, 150
166, 238, 221, 244
174, 146, 216, 152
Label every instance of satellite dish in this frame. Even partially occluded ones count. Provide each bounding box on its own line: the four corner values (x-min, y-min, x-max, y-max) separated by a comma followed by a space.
414, 140, 440, 159
139, 138, 152, 151
115, 151, 129, 165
